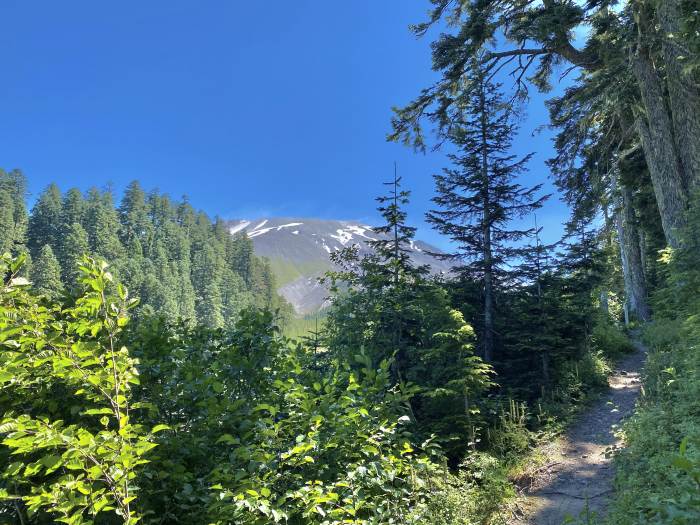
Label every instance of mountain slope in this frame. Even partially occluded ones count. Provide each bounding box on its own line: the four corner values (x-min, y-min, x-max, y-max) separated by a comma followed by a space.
228, 218, 452, 315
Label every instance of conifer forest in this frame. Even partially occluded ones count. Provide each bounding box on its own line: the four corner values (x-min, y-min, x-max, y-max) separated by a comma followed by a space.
1, 1, 699, 524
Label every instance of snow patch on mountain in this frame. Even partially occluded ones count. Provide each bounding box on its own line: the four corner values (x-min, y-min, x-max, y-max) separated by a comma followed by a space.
225, 217, 452, 315
247, 228, 273, 238
330, 229, 353, 245
277, 222, 303, 231
345, 225, 376, 240
229, 220, 251, 235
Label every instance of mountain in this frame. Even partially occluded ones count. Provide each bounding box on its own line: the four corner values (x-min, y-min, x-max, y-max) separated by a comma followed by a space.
227, 218, 453, 315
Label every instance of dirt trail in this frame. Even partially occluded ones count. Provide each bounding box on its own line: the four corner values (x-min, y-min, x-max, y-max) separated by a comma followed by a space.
510, 343, 645, 524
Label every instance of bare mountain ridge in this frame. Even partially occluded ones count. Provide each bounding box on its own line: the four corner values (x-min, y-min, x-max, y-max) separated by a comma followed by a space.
227, 217, 452, 315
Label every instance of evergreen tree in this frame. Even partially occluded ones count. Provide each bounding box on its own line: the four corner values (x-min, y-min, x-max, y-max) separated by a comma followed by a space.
170, 228, 196, 321
28, 183, 62, 257
427, 66, 547, 362
228, 233, 255, 286
61, 222, 90, 288
61, 188, 85, 228
140, 242, 180, 321
366, 168, 429, 378
220, 269, 248, 328
369, 165, 428, 285
0, 189, 15, 255
119, 181, 152, 247
325, 177, 493, 460
200, 280, 224, 328
392, 1, 699, 248
175, 196, 197, 244
0, 169, 28, 256
191, 245, 225, 328
85, 188, 125, 263
506, 220, 560, 386
557, 212, 607, 348
31, 244, 63, 299
9, 172, 27, 252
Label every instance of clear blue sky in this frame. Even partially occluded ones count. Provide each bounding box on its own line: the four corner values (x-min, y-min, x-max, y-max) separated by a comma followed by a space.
0, 0, 570, 249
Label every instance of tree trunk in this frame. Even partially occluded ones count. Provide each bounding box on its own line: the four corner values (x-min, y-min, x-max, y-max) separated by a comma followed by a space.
616, 186, 651, 322
639, 229, 647, 277
658, 0, 700, 192
479, 77, 495, 363
600, 290, 609, 316
483, 256, 494, 363
541, 353, 550, 385
634, 112, 686, 247
633, 49, 688, 248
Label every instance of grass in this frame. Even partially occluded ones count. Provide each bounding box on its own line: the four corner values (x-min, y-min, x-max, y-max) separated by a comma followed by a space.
283, 313, 326, 339
268, 257, 331, 287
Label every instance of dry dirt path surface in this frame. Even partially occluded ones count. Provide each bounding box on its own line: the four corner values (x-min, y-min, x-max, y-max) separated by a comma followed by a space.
510, 344, 646, 525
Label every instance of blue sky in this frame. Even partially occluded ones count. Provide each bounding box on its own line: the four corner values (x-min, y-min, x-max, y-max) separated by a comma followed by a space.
0, 0, 571, 250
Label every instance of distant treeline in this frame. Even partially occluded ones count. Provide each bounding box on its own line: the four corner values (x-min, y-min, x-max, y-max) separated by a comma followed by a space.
0, 169, 292, 328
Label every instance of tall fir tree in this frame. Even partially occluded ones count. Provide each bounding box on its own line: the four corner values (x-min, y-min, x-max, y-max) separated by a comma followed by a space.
367, 167, 429, 377
61, 222, 90, 289
369, 165, 428, 285
191, 244, 225, 328
325, 176, 493, 460
0, 189, 15, 255
31, 244, 63, 299
119, 181, 153, 248
28, 184, 63, 257
85, 188, 125, 263
61, 188, 85, 229
427, 65, 547, 363
0, 169, 29, 257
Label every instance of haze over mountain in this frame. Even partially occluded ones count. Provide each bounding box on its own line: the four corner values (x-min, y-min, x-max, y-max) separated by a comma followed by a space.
227, 217, 453, 315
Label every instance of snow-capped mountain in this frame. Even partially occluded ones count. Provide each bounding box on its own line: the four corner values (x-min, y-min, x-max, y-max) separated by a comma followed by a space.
228, 218, 453, 315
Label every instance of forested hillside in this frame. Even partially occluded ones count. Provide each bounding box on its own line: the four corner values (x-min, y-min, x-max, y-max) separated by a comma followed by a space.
0, 172, 292, 329
1, 1, 699, 524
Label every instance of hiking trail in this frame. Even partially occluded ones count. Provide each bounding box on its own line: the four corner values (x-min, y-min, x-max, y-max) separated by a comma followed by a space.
509, 342, 646, 524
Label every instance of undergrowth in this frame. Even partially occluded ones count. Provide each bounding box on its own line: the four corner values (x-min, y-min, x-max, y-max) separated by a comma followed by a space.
604, 200, 700, 524
604, 321, 700, 524
449, 318, 634, 524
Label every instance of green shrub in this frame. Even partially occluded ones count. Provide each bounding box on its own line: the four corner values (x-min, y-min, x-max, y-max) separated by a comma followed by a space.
424, 452, 515, 525
542, 351, 610, 416
0, 255, 161, 525
642, 318, 684, 350
486, 400, 532, 462
591, 317, 635, 358
606, 341, 700, 524
576, 351, 612, 389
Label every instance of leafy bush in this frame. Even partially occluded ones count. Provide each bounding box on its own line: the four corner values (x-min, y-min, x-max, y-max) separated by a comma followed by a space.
590, 318, 635, 359
128, 308, 454, 524
0, 252, 522, 525
487, 401, 532, 462
424, 452, 515, 525
642, 318, 684, 350
0, 254, 163, 525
